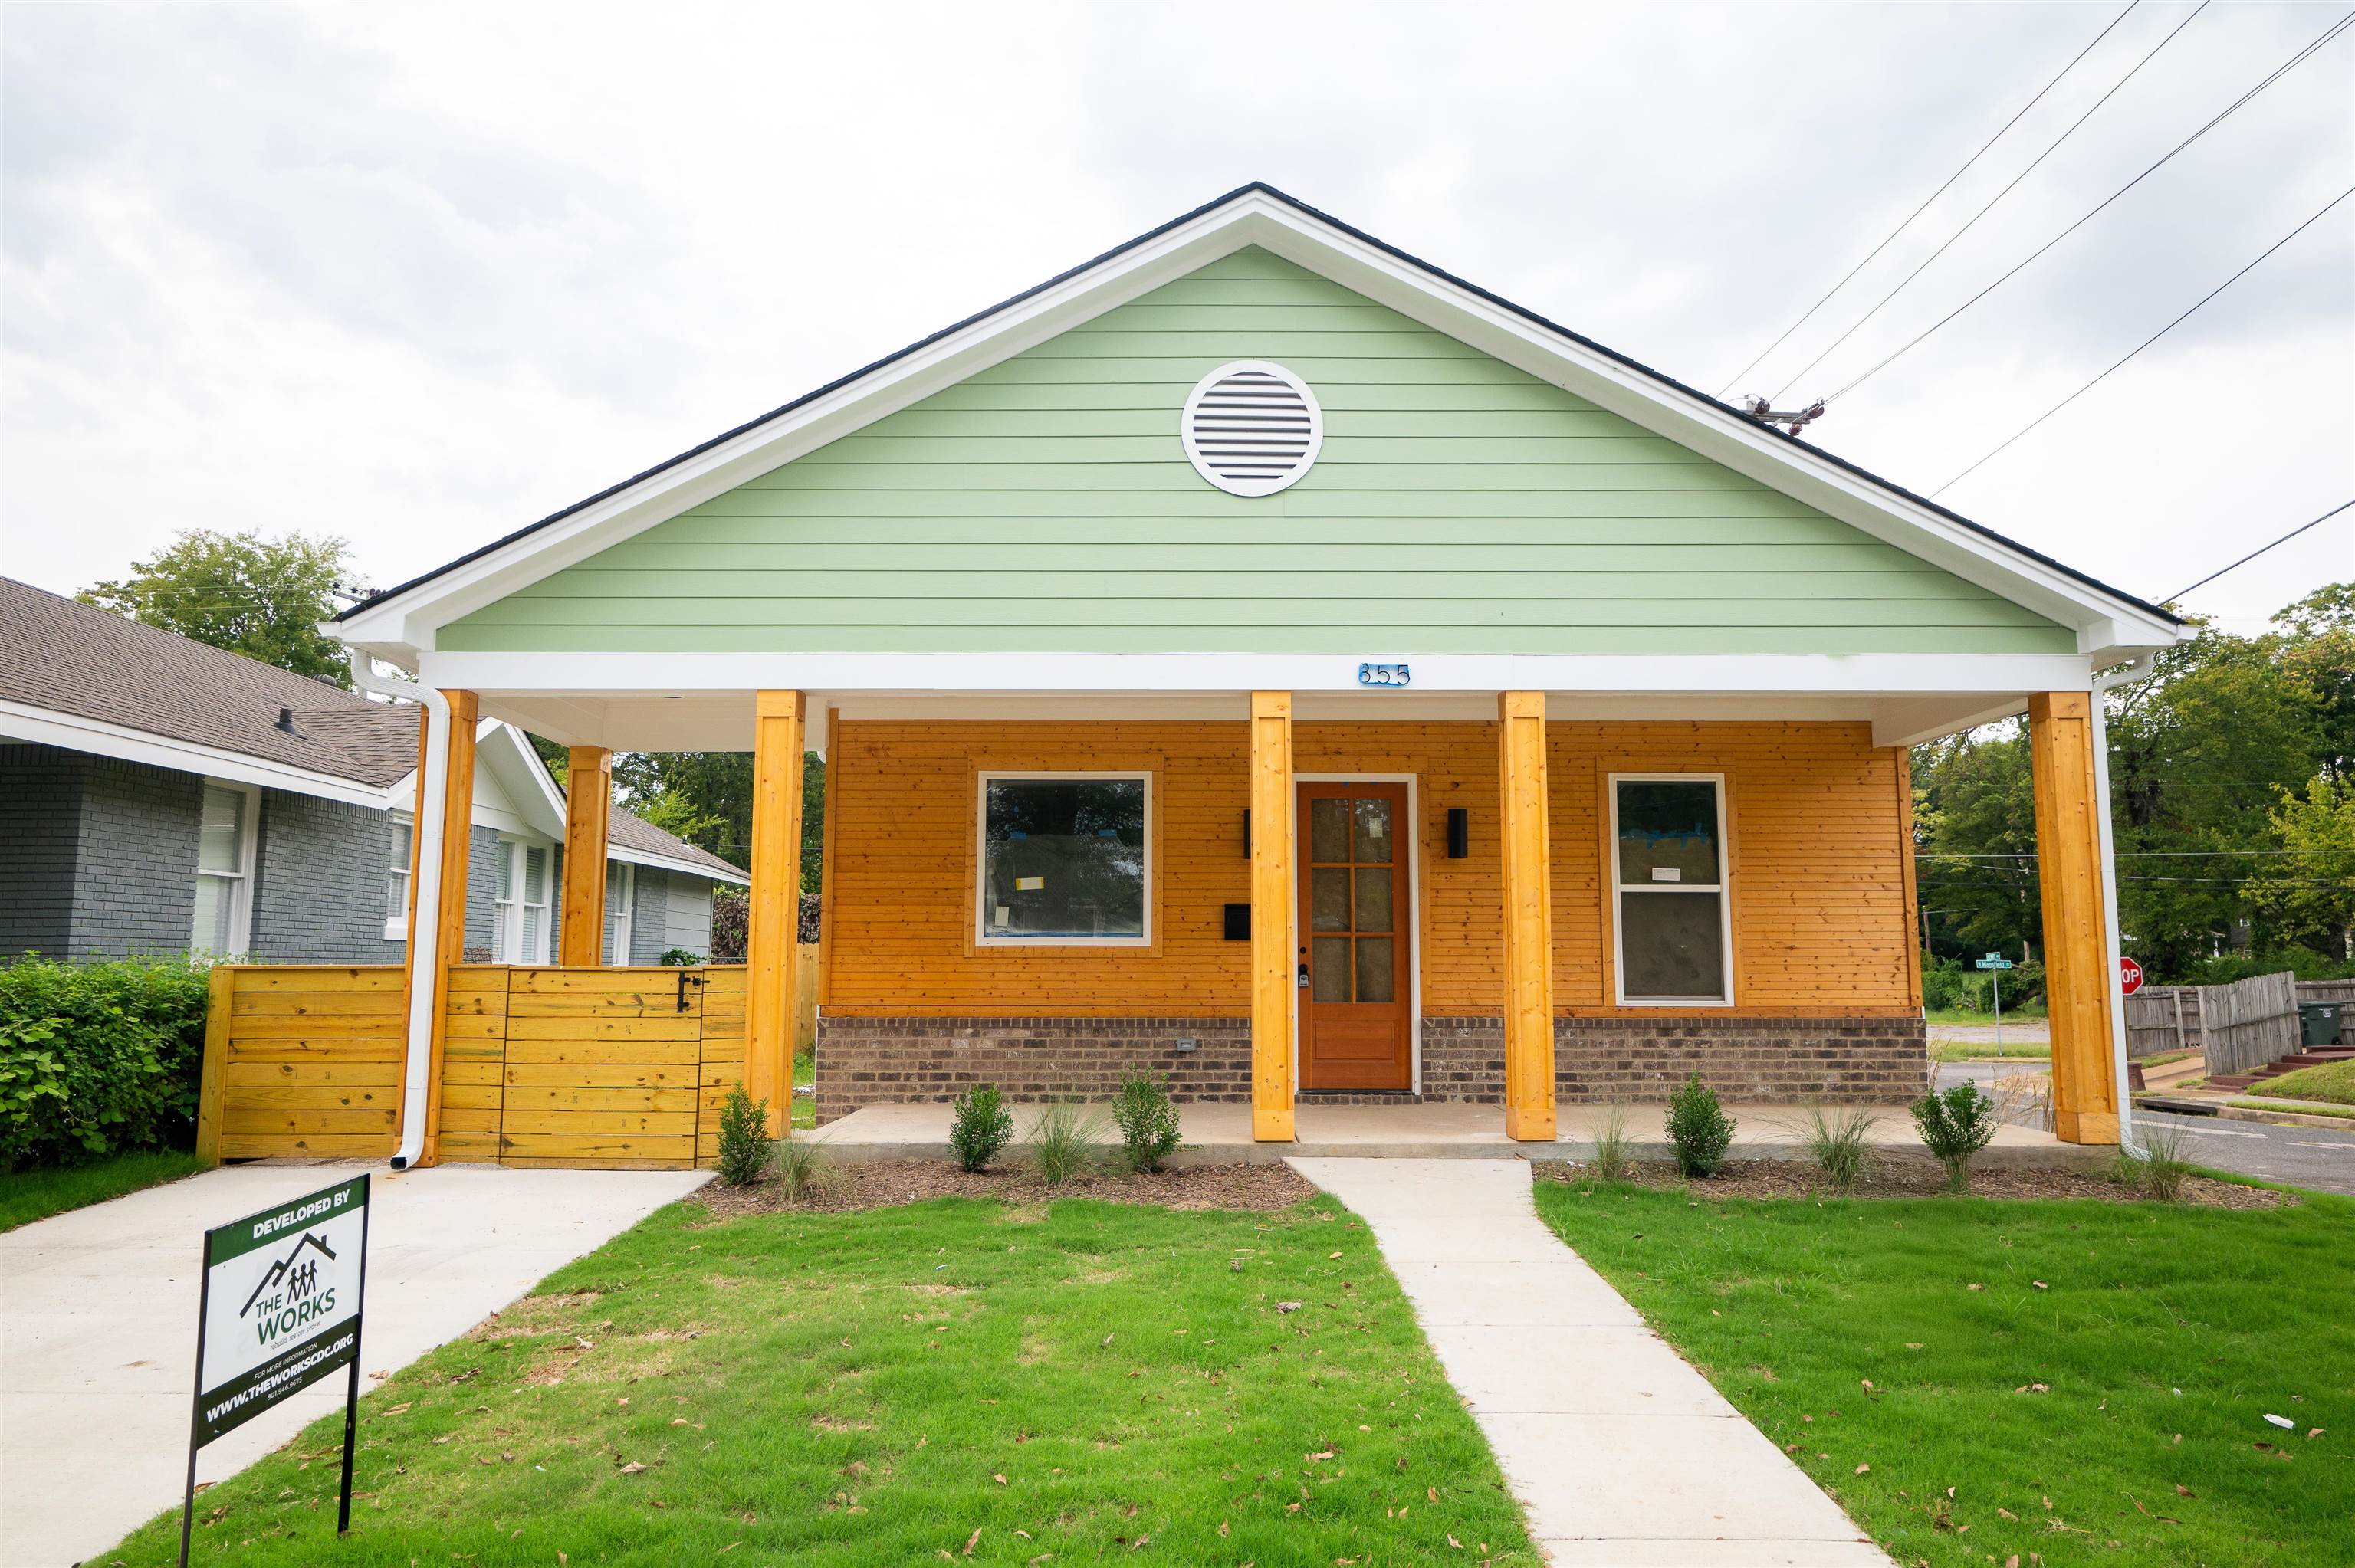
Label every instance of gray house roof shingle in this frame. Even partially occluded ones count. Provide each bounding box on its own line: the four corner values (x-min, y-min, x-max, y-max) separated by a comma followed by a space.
1, 576, 746, 880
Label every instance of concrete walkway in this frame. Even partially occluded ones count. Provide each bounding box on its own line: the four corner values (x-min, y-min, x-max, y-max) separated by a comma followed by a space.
1292, 1158, 1888, 1566
2, 1161, 708, 1568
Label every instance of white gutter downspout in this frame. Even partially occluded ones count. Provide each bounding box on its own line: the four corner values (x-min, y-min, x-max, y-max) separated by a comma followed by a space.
2091, 661, 2146, 1159
348, 651, 449, 1169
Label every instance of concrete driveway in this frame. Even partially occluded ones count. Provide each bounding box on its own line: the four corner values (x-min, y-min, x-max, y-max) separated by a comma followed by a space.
2, 1161, 708, 1567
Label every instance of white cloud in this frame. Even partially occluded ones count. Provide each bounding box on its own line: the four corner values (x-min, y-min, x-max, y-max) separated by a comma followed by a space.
4, 0, 2348, 631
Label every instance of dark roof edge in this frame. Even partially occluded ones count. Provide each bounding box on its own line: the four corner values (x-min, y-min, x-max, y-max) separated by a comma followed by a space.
343, 182, 2180, 630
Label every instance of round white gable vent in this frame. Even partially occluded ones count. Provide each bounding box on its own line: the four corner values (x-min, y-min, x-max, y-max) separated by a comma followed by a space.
1181, 360, 1324, 497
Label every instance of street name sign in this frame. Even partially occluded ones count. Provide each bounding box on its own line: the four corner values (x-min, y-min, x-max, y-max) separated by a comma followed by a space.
181, 1173, 371, 1563
1975, 953, 2014, 970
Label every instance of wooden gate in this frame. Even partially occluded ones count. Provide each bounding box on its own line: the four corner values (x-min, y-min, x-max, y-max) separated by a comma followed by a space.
199, 964, 747, 1169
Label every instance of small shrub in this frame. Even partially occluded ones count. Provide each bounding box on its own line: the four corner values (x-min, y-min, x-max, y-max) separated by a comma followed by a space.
1911, 1082, 1999, 1191
1110, 1068, 1184, 1173
713, 1084, 774, 1186
1665, 1074, 1735, 1177
0, 956, 212, 1170
1025, 1101, 1104, 1186
775, 1135, 838, 1204
1588, 1104, 1632, 1183
1793, 1106, 1877, 1195
659, 948, 703, 967
948, 1084, 1014, 1173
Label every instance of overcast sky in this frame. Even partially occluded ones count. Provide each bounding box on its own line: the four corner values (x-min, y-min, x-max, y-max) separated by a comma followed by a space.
4, 1, 2350, 635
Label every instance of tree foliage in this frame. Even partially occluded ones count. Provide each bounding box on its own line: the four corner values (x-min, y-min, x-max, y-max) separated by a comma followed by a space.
613, 750, 825, 893
81, 529, 353, 687
1914, 583, 2355, 981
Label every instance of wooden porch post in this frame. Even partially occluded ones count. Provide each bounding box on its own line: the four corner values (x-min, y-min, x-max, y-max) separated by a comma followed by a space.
1498, 691, 1557, 1141
2028, 691, 2120, 1144
559, 746, 613, 966
417, 691, 478, 1169
747, 690, 806, 1137
1250, 691, 1295, 1142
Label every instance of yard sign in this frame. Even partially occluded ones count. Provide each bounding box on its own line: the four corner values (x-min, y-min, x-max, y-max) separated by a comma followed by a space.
180, 1173, 371, 1565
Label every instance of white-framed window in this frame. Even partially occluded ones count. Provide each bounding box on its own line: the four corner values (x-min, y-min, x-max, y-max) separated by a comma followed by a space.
189, 779, 258, 956
384, 817, 413, 940
606, 860, 636, 965
975, 771, 1151, 946
1608, 773, 1733, 1007
491, 837, 552, 963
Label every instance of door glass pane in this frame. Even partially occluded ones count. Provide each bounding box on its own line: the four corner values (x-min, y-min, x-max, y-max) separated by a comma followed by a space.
197, 786, 244, 874
1353, 866, 1392, 932
1352, 798, 1392, 864
982, 776, 1148, 939
190, 876, 236, 955
1312, 937, 1351, 1002
1309, 797, 1350, 863
1616, 781, 1720, 885
1311, 868, 1351, 932
1355, 937, 1394, 1002
1620, 891, 1726, 999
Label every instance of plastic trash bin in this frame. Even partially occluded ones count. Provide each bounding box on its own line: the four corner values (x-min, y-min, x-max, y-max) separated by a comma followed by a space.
2298, 1000, 2344, 1048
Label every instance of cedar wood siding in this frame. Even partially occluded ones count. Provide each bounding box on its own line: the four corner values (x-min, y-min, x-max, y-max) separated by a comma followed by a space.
823, 719, 1921, 1019
436, 248, 2071, 658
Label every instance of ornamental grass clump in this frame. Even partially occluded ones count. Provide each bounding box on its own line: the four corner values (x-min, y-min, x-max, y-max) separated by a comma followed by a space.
1024, 1101, 1104, 1186
1111, 1067, 1184, 1173
1588, 1104, 1632, 1183
948, 1084, 1014, 1173
1793, 1105, 1877, 1196
2122, 1124, 2197, 1202
1666, 1074, 1735, 1177
774, 1133, 839, 1205
713, 1084, 774, 1186
1911, 1082, 1999, 1191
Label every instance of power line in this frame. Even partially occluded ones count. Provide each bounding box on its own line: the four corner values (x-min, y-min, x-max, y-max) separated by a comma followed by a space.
1826, 8, 2355, 404
1768, 0, 2205, 403
1713, 1, 2141, 399
1932, 185, 2355, 495
2166, 498, 2355, 602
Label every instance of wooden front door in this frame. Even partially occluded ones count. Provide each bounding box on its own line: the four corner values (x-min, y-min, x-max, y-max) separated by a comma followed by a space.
1298, 782, 1411, 1091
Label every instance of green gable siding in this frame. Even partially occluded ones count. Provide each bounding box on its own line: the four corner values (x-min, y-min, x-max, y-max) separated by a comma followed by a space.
439, 249, 2073, 656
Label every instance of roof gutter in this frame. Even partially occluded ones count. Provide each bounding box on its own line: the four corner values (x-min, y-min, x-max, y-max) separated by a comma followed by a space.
347, 652, 447, 1170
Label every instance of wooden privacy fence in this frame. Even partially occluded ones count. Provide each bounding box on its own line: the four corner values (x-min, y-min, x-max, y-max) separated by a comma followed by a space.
199, 963, 768, 1169
2124, 973, 2342, 1071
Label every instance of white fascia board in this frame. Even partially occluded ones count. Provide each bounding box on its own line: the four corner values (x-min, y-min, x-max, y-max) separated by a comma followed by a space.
477, 720, 570, 839
333, 190, 2176, 664
0, 700, 395, 809
415, 648, 2094, 697
1871, 696, 2035, 749
1237, 206, 2179, 654
606, 842, 749, 885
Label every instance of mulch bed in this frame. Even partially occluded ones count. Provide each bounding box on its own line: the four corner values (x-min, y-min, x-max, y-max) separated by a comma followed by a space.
1533, 1154, 2292, 1209
691, 1158, 1316, 1218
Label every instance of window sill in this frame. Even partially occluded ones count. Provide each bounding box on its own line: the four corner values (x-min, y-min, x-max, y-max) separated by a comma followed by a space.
383, 919, 407, 941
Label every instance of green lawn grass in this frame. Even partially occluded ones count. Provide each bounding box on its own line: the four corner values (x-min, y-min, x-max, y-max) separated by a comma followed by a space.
1532, 1179, 2351, 1566
1930, 1038, 2053, 1063
0, 1148, 212, 1232
2252, 1057, 2355, 1107
113, 1191, 1538, 1566
793, 1048, 815, 1128
2230, 1097, 2355, 1121
1926, 1006, 2049, 1028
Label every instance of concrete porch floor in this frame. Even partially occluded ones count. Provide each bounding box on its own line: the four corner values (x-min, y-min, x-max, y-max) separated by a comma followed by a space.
810, 1099, 2098, 1167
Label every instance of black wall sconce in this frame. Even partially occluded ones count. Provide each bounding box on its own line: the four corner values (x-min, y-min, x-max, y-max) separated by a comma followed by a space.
1447, 807, 1470, 859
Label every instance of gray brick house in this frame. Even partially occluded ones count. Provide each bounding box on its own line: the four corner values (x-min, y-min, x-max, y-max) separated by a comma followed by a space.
0, 577, 746, 964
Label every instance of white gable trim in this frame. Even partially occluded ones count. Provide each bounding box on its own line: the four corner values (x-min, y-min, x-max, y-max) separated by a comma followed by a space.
335, 189, 2179, 665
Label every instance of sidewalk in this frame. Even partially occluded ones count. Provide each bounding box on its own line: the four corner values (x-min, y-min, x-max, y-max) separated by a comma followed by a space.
1, 1161, 708, 1568
1292, 1158, 1888, 1566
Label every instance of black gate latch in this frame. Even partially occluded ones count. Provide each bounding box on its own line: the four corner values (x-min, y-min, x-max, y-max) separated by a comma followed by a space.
675, 970, 708, 1012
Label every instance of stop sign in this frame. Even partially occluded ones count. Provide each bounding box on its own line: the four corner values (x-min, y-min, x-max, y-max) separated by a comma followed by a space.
2120, 956, 2143, 996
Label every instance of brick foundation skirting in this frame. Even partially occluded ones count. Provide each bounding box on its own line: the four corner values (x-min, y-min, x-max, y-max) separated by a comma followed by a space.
814, 1012, 1928, 1122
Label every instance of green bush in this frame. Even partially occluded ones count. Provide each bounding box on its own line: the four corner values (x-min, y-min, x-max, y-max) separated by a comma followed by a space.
659, 948, 704, 967
0, 956, 212, 1171
1665, 1073, 1735, 1177
1920, 958, 1965, 1012
948, 1084, 1013, 1173
713, 1084, 774, 1186
1911, 1083, 1999, 1191
2173, 946, 2355, 986
1110, 1067, 1184, 1173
